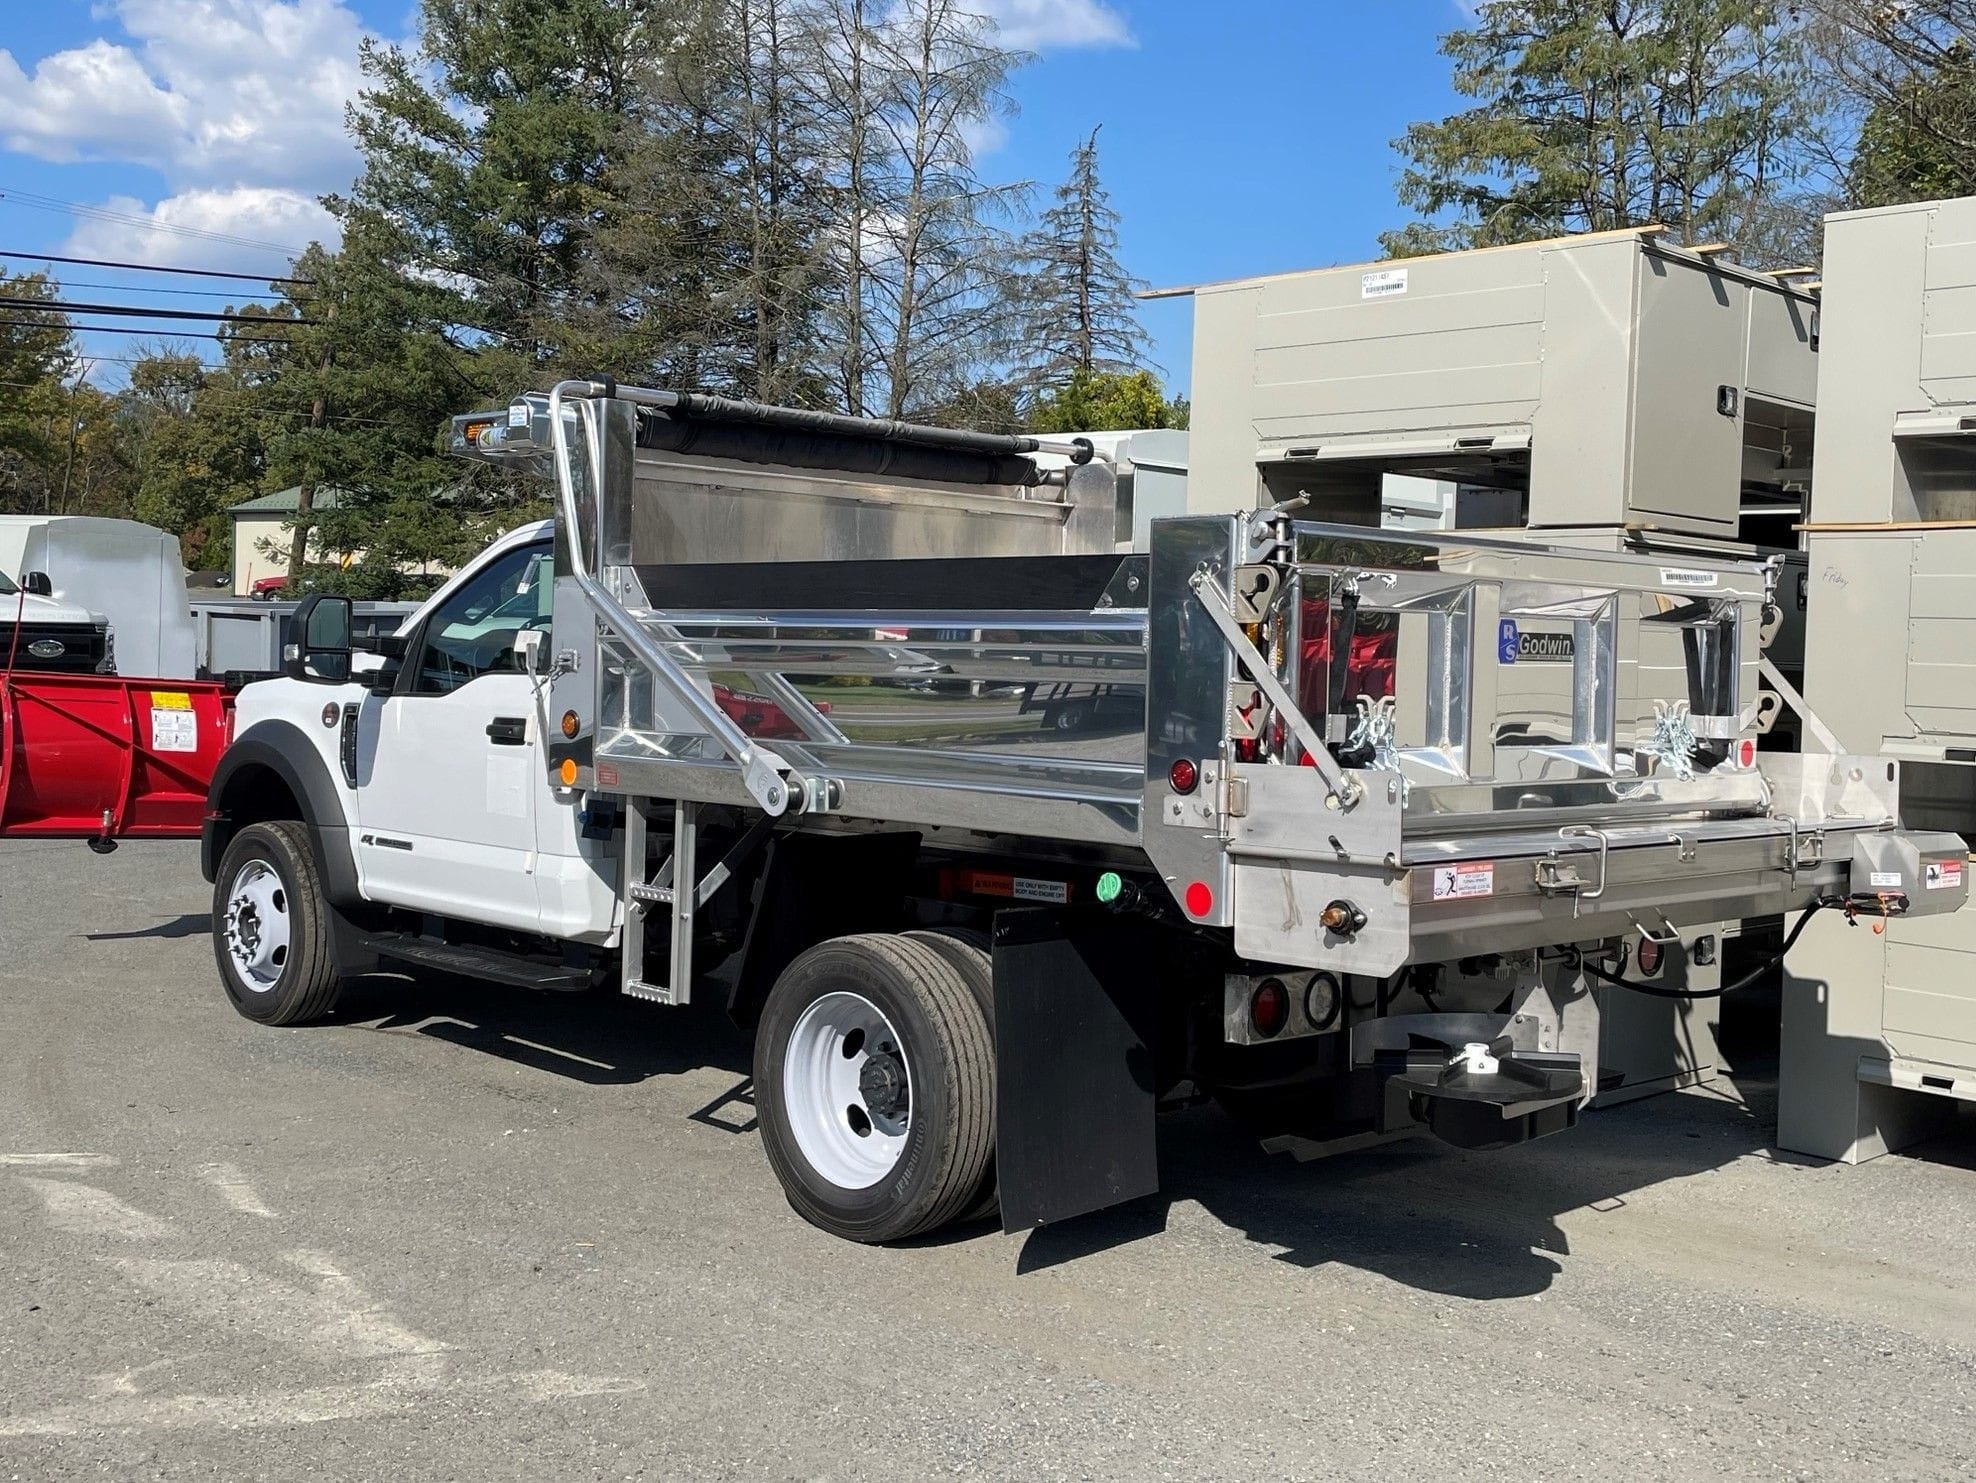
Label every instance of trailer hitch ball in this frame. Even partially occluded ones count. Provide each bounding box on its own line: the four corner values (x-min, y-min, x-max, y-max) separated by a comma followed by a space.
1320, 899, 1367, 938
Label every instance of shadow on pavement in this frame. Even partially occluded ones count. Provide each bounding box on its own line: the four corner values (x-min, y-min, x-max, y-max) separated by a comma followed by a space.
85, 912, 212, 941
1016, 1065, 1796, 1298
285, 960, 1969, 1295
331, 970, 751, 1085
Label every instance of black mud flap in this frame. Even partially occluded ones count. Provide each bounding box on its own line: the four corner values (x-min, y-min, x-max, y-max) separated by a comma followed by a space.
992, 909, 1159, 1232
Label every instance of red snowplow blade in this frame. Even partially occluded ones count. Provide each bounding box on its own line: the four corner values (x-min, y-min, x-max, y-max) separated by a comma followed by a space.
0, 673, 232, 841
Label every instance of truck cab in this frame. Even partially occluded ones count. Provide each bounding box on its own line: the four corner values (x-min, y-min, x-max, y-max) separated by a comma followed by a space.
205, 520, 621, 959
0, 568, 113, 674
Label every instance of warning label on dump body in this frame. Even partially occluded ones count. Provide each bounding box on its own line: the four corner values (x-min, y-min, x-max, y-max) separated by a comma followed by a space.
1431, 862, 1495, 901
1927, 860, 1964, 891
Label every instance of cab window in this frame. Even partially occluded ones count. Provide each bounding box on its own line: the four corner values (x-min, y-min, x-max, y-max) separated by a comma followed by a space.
410, 542, 553, 694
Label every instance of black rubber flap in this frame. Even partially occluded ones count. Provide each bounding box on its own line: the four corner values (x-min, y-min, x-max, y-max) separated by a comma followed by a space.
992, 909, 1159, 1231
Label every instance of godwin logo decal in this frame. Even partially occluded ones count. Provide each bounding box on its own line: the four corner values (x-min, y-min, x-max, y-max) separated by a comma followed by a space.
1497, 620, 1575, 664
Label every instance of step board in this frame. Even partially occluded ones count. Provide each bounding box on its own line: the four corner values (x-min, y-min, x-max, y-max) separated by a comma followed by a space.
360, 932, 594, 993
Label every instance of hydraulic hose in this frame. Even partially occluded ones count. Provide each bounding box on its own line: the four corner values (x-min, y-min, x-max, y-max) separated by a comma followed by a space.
1570, 896, 1882, 1000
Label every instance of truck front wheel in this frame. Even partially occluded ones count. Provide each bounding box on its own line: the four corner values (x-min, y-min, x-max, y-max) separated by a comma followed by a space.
212, 820, 343, 1026
755, 934, 995, 1243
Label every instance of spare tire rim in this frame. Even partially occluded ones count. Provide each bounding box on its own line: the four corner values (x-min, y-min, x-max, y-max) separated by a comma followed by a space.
224, 859, 291, 992
784, 990, 912, 1189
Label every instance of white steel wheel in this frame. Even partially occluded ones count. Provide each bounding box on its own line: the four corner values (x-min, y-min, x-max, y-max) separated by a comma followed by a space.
223, 859, 291, 991
783, 991, 912, 1189
210, 819, 342, 1026
755, 934, 996, 1243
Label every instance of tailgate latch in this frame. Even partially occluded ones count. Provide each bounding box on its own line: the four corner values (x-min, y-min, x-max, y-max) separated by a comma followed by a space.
1534, 825, 1610, 914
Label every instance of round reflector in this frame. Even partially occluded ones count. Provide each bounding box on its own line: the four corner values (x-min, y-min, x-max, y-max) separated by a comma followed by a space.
1183, 880, 1213, 917
1251, 978, 1290, 1038
561, 710, 581, 739
1637, 937, 1664, 976
1169, 758, 1199, 794
1736, 738, 1756, 768
558, 758, 579, 787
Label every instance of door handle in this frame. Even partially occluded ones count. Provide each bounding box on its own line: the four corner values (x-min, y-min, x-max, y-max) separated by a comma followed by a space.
486, 716, 529, 745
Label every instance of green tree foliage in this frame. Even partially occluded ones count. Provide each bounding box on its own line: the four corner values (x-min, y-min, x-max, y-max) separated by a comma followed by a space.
252, 226, 542, 596
1012, 127, 1153, 394
1026, 369, 1187, 434
1814, 2, 1976, 208
1384, 1, 1815, 260
0, 272, 77, 510
1851, 68, 1976, 205
338, 0, 673, 366
4, 0, 1180, 570
591, 0, 838, 400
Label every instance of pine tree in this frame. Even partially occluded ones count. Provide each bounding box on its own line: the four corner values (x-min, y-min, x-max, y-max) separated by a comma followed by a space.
1383, 1, 1815, 261
336, 0, 676, 367
1012, 126, 1152, 396
593, 0, 836, 401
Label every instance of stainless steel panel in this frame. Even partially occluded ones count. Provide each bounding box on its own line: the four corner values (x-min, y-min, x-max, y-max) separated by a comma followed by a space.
627, 448, 1113, 568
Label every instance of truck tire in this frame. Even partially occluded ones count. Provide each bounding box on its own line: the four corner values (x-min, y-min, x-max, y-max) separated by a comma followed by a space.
755, 933, 995, 1243
212, 819, 343, 1027
901, 926, 993, 1022
902, 928, 998, 1222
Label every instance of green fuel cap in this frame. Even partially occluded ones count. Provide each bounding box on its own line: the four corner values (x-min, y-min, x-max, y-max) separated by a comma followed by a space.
1095, 871, 1124, 905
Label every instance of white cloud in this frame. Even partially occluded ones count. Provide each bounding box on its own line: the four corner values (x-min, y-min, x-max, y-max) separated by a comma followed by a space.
980, 0, 1134, 51
63, 187, 338, 273
0, 0, 367, 192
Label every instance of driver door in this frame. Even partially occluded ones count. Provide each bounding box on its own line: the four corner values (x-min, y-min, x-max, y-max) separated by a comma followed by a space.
354, 541, 555, 932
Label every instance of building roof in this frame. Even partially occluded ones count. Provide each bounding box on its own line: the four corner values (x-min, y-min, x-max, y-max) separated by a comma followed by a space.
230, 485, 347, 517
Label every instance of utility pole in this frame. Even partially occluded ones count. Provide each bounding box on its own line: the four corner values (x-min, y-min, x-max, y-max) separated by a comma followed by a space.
286, 304, 333, 587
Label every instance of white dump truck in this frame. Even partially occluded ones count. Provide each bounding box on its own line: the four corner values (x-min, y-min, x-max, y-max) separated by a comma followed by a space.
196, 384, 1961, 1242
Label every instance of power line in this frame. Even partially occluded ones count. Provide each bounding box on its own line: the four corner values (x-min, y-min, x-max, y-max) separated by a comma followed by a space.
0, 189, 309, 256
43, 279, 290, 300
0, 316, 296, 344
0, 296, 318, 325
0, 248, 312, 286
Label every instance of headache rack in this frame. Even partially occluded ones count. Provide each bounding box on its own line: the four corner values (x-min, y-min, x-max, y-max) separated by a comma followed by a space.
454, 382, 1936, 1001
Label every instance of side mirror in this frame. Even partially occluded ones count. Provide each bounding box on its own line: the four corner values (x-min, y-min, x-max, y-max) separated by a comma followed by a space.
285, 594, 353, 683
20, 571, 52, 598
354, 632, 408, 694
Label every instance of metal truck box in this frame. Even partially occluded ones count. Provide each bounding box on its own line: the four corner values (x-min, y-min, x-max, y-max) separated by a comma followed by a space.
1167, 229, 1816, 540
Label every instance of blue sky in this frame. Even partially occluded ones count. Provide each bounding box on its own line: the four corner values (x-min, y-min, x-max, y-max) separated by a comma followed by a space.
0, 0, 1470, 391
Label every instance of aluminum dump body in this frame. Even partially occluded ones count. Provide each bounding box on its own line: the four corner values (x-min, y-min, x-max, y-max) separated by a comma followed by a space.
463, 384, 1927, 982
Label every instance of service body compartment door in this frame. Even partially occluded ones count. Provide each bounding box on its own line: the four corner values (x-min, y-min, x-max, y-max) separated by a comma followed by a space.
1627, 258, 1748, 534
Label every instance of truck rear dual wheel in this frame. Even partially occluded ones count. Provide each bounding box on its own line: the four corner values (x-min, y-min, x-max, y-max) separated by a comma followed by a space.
211, 820, 343, 1026
755, 933, 996, 1243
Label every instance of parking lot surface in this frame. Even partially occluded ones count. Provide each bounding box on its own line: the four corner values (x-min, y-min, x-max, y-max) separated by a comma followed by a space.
3, 839, 1974, 1481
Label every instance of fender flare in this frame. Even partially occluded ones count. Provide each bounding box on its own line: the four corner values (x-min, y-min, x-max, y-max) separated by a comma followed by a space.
203, 720, 361, 907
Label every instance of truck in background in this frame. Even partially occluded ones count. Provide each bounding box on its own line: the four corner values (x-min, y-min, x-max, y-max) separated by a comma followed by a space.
0, 516, 198, 677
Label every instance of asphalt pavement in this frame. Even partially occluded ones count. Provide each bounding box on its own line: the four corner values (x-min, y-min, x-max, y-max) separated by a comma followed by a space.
3, 839, 1974, 1481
